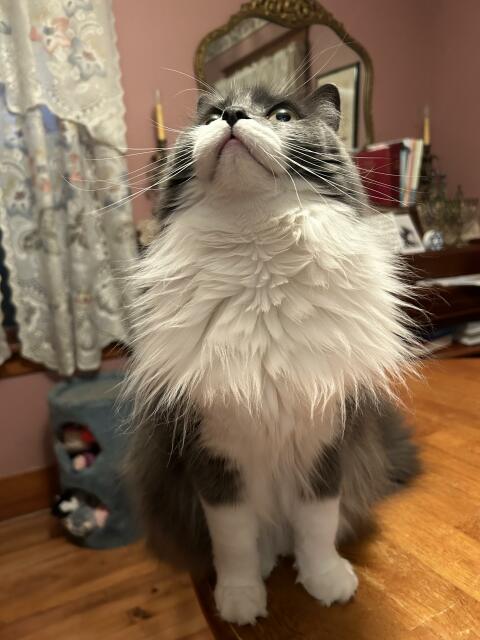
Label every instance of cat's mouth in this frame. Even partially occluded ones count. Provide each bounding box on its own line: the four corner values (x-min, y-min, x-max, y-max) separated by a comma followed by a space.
216, 131, 267, 170
194, 120, 281, 184
218, 136, 244, 155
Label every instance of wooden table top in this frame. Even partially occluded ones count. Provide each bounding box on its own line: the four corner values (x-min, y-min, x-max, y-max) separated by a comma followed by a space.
193, 359, 480, 640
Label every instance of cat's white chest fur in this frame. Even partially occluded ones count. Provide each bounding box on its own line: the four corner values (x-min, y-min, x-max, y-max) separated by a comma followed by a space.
130, 195, 410, 438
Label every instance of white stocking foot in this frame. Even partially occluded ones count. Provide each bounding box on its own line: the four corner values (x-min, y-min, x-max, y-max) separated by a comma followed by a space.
214, 581, 267, 625
299, 555, 358, 606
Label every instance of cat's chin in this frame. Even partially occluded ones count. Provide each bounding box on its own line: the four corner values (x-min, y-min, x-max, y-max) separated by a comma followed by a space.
212, 142, 273, 192
193, 118, 282, 190
218, 136, 255, 163
218, 137, 244, 155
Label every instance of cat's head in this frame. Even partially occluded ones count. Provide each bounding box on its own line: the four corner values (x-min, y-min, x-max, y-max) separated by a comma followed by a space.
157, 84, 364, 218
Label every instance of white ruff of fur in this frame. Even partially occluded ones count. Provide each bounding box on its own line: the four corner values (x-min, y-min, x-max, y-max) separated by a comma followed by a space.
126, 193, 415, 439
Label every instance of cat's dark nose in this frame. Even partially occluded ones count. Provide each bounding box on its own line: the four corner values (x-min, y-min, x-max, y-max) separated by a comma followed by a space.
222, 107, 250, 128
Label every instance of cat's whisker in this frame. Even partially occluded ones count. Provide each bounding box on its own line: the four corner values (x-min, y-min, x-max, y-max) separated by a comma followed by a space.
85, 182, 154, 217
149, 159, 195, 184
282, 144, 404, 204
258, 145, 331, 208
72, 156, 167, 186
160, 66, 223, 101
310, 168, 385, 214
67, 148, 192, 192
148, 120, 185, 136
286, 142, 423, 181
120, 149, 192, 179
256, 145, 303, 209
87, 146, 185, 161
289, 168, 331, 205
272, 146, 385, 215
284, 142, 424, 180
151, 173, 197, 196
292, 34, 350, 98
65, 158, 189, 193
173, 87, 218, 100
341, 173, 404, 203
284, 40, 351, 95
79, 158, 195, 203
282, 40, 351, 95
256, 146, 279, 193
281, 52, 314, 95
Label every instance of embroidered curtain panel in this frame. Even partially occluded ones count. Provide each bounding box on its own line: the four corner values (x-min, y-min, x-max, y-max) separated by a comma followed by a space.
0, 0, 136, 374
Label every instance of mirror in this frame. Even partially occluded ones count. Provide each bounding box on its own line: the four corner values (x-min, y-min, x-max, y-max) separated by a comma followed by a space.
195, 0, 374, 149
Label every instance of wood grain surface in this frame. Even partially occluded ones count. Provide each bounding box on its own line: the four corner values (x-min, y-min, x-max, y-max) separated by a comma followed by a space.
0, 466, 58, 522
194, 359, 480, 639
0, 510, 212, 640
0, 359, 478, 639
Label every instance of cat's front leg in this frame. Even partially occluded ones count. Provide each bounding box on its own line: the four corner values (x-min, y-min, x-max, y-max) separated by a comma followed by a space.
293, 496, 358, 605
203, 502, 267, 625
293, 445, 358, 605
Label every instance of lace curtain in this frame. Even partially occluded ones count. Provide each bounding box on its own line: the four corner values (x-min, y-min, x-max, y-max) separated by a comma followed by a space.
0, 0, 137, 375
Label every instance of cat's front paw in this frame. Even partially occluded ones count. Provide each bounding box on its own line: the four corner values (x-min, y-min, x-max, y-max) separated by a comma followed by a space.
214, 581, 267, 625
299, 556, 358, 606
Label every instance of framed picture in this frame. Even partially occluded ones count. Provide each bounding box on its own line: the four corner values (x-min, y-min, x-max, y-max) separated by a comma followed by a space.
317, 62, 360, 149
393, 211, 425, 254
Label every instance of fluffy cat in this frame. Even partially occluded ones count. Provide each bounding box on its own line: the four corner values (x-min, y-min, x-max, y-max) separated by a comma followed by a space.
124, 83, 419, 625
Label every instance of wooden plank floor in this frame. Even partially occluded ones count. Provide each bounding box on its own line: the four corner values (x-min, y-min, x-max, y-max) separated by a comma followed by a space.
0, 511, 212, 640
0, 359, 479, 639
195, 359, 480, 639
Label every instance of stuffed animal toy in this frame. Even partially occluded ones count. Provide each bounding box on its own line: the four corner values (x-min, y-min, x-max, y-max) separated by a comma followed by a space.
52, 490, 109, 537
72, 451, 96, 470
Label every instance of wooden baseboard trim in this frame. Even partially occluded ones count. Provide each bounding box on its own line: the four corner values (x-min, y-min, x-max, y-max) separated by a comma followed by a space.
0, 342, 129, 379
0, 466, 59, 521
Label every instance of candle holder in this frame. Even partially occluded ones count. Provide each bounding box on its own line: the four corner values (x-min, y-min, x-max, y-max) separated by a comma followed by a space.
416, 144, 435, 204
146, 140, 169, 220
417, 106, 434, 204
146, 90, 169, 203
146, 139, 168, 190
418, 177, 479, 247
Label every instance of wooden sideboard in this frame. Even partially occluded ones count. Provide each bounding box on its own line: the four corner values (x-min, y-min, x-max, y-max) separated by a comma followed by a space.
405, 242, 480, 357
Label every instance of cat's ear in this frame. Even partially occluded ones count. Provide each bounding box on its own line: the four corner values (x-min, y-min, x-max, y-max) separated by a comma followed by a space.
307, 83, 341, 131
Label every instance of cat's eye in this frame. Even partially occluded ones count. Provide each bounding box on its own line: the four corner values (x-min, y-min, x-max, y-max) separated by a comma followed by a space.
267, 107, 297, 123
205, 112, 221, 125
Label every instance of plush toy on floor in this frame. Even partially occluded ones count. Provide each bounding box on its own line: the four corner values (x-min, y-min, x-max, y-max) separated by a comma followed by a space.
62, 424, 100, 471
52, 490, 109, 538
72, 451, 96, 470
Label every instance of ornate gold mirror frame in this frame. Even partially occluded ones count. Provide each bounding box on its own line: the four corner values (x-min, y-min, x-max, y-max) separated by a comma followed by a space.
194, 0, 375, 145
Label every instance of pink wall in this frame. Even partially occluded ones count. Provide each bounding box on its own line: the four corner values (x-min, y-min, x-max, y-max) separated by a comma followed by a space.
2, 0, 478, 478
429, 0, 480, 198
1, 373, 57, 477
0, 359, 125, 479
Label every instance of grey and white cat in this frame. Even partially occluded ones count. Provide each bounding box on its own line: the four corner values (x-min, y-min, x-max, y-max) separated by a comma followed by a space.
124, 84, 419, 625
